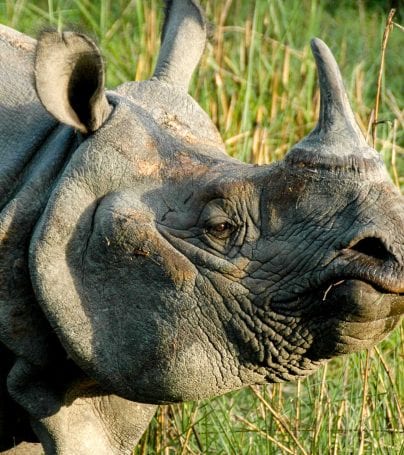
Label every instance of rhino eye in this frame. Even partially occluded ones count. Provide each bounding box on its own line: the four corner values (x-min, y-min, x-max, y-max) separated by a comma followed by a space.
206, 221, 236, 239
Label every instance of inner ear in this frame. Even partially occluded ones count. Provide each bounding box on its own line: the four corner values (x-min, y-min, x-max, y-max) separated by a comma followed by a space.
35, 31, 111, 134
68, 51, 104, 130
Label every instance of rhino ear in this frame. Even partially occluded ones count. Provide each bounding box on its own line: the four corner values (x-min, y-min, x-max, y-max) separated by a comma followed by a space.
35, 31, 111, 134
153, 0, 207, 90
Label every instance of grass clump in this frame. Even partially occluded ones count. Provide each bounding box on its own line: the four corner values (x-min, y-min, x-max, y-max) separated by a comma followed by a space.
1, 0, 403, 453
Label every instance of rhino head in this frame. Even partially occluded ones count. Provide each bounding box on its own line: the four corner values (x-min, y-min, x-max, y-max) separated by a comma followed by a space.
28, 0, 403, 407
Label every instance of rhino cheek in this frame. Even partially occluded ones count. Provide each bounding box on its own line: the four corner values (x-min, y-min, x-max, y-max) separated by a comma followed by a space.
31, 187, 236, 402
30, 185, 97, 364
82, 222, 245, 401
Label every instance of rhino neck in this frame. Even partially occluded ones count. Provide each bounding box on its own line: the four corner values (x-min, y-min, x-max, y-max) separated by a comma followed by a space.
0, 25, 82, 364
0, 124, 80, 366
0, 26, 53, 209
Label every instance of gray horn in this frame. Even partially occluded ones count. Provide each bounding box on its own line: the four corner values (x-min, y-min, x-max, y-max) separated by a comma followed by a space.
286, 38, 385, 176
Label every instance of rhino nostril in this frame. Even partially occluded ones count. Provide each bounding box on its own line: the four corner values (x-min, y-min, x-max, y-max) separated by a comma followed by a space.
350, 237, 392, 261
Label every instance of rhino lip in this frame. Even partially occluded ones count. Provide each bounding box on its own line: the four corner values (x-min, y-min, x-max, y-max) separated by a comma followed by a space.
320, 251, 404, 319
271, 277, 404, 327
335, 248, 404, 295
304, 279, 403, 360
321, 275, 404, 302
299, 249, 404, 320
318, 279, 404, 322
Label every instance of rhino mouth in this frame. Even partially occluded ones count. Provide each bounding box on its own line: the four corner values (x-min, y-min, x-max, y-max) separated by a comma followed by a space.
316, 235, 404, 319
318, 240, 404, 324
271, 243, 404, 359
319, 279, 404, 320
307, 278, 403, 358
337, 244, 404, 294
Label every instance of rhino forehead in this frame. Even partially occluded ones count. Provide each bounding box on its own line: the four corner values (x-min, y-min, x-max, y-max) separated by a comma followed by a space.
114, 80, 225, 149
66, 80, 229, 188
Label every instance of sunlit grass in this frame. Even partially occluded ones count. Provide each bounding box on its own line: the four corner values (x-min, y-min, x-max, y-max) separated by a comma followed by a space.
1, 1, 403, 453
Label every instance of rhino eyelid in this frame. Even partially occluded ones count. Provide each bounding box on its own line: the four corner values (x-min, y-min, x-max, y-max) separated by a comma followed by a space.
205, 220, 237, 239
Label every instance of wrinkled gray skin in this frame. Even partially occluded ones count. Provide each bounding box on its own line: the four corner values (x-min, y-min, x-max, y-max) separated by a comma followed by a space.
0, 0, 403, 453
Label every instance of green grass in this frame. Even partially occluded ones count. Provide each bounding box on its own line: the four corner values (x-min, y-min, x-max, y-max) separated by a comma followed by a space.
1, 0, 403, 453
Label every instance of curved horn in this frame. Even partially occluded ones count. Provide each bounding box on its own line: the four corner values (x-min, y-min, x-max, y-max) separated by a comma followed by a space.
310, 38, 367, 144
286, 38, 385, 175
153, 0, 207, 91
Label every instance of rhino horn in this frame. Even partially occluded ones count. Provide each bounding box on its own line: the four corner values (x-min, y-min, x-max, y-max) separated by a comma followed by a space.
286, 38, 385, 176
309, 38, 367, 144
153, 0, 206, 91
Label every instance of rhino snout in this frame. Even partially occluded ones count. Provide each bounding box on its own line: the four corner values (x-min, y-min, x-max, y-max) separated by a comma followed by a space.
343, 235, 404, 295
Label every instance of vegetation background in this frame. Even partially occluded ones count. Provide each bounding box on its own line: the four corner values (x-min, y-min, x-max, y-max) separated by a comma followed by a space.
0, 0, 403, 453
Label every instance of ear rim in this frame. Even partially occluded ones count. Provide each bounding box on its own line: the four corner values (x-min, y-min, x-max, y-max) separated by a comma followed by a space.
34, 30, 111, 134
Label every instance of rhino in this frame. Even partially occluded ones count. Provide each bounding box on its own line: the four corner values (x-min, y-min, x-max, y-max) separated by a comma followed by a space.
0, 0, 403, 453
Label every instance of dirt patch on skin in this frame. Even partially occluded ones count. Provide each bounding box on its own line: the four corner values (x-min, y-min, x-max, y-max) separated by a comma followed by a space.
136, 159, 162, 178
0, 25, 36, 52
1, 442, 43, 455
161, 113, 201, 145
166, 151, 211, 182
160, 112, 224, 149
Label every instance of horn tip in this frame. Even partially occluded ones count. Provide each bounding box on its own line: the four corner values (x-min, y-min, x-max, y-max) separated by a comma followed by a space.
310, 37, 330, 56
